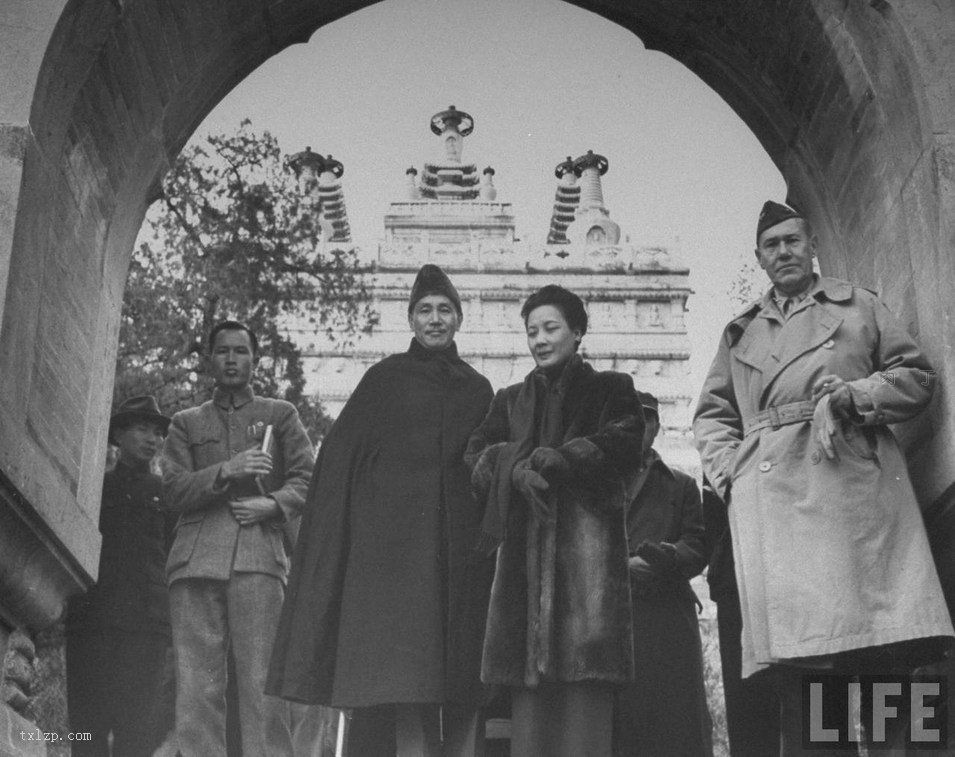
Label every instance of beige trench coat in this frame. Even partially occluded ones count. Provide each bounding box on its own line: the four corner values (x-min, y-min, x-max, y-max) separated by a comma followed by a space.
694, 277, 952, 676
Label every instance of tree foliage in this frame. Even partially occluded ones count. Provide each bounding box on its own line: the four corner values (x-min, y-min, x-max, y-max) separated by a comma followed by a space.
727, 257, 765, 311
115, 121, 377, 441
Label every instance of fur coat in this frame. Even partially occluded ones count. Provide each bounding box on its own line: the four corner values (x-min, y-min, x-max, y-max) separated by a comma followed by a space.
465, 358, 644, 687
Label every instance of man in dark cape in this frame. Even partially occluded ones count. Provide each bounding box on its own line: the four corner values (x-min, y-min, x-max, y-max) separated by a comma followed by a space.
267, 264, 494, 756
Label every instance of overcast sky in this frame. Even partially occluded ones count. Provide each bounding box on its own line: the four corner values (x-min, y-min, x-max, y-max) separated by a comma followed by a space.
189, 0, 786, 392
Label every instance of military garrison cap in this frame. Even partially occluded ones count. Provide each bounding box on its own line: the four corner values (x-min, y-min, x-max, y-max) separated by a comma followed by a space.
756, 201, 803, 242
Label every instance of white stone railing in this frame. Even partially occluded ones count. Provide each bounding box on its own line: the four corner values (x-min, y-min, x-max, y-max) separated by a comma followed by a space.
383, 201, 513, 217
374, 240, 686, 272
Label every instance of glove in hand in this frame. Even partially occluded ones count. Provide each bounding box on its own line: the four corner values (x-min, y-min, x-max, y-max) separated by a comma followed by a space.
635, 540, 678, 573
528, 447, 570, 485
814, 394, 839, 460
628, 555, 657, 582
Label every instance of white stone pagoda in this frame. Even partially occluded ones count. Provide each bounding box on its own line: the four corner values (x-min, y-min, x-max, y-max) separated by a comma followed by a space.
293, 106, 696, 467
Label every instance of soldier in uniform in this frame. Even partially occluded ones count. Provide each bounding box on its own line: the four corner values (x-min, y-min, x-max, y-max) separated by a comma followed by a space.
66, 395, 173, 757
694, 201, 952, 753
162, 320, 314, 756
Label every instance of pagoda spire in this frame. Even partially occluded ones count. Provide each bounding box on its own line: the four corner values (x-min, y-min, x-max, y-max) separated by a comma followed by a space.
318, 155, 351, 243
547, 156, 580, 244
286, 147, 325, 206
383, 106, 515, 258
566, 150, 620, 245
287, 148, 352, 243
430, 105, 474, 165
575, 150, 609, 213
480, 166, 497, 201
418, 106, 480, 201
405, 167, 420, 200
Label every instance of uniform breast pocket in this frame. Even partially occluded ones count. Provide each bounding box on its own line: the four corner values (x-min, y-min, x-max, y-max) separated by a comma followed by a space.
189, 431, 221, 468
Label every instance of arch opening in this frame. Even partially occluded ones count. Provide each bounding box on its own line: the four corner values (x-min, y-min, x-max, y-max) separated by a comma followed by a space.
1, 0, 954, 630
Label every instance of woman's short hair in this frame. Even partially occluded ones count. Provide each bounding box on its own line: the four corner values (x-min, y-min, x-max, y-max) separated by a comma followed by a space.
520, 285, 588, 336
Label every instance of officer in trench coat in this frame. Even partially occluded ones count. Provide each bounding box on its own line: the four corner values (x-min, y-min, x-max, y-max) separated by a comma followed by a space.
693, 201, 953, 754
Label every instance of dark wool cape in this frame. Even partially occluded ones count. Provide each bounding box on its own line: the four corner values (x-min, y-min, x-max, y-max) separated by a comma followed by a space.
266, 340, 494, 707
465, 361, 644, 687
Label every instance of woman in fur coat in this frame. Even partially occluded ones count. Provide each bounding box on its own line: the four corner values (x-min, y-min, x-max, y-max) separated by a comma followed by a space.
465, 285, 644, 756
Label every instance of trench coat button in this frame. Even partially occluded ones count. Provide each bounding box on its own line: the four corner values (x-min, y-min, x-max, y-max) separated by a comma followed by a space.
811, 450, 822, 464
823, 339, 835, 349
759, 461, 772, 472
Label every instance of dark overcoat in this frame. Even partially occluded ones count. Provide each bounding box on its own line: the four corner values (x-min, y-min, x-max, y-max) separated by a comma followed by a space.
615, 452, 712, 756
68, 462, 170, 635
465, 360, 644, 687
266, 340, 494, 707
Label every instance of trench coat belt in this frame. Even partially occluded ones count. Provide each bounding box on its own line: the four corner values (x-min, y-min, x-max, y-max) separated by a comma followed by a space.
743, 400, 816, 437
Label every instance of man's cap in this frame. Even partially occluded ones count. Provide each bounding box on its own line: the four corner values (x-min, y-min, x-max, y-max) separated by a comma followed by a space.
109, 395, 171, 444
408, 264, 462, 317
756, 200, 804, 242
636, 391, 659, 417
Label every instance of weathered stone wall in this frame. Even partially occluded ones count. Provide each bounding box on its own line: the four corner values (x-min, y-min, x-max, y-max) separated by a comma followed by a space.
606, 0, 955, 501
2, 0, 955, 751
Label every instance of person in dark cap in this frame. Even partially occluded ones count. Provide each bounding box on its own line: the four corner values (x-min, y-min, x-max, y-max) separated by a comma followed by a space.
267, 264, 494, 756
613, 391, 712, 756
694, 202, 952, 754
66, 395, 174, 757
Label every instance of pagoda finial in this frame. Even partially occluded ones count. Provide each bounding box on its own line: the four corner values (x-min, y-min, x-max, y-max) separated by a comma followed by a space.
430, 105, 474, 137
430, 105, 474, 165
321, 154, 345, 179
405, 166, 420, 199
286, 147, 325, 201
555, 156, 576, 180
480, 166, 497, 201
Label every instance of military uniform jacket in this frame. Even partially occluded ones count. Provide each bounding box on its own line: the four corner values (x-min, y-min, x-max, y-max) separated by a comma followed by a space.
693, 276, 952, 676
162, 386, 314, 584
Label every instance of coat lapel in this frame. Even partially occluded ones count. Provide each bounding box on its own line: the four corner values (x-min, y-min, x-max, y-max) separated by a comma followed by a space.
760, 300, 843, 404
732, 318, 775, 374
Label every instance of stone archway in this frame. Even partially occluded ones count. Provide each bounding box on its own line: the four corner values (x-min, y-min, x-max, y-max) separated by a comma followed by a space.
2, 0, 954, 744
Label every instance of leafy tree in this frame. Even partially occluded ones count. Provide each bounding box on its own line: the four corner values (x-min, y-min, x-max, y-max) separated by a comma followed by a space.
727, 257, 764, 311
115, 120, 377, 441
